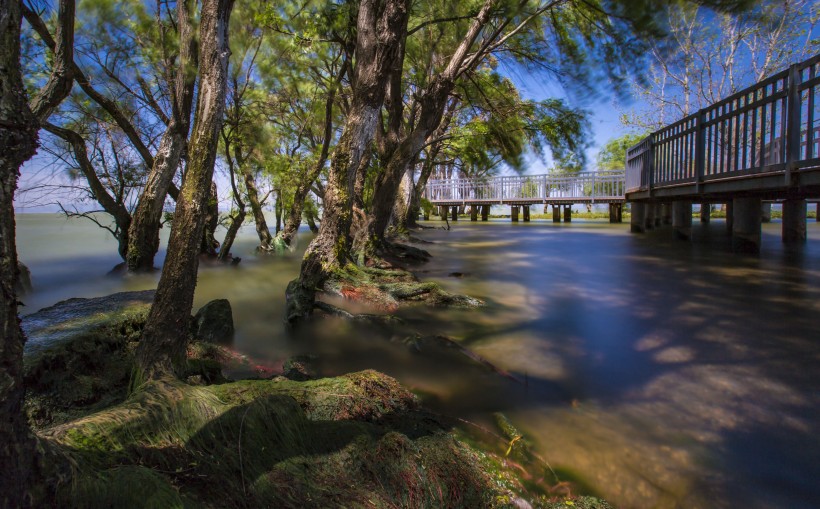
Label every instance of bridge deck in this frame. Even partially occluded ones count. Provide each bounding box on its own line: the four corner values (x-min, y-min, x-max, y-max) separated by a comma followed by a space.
425, 171, 625, 206
626, 53, 820, 203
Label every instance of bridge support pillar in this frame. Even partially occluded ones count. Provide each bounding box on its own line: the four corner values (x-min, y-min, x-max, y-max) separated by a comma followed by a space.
673, 201, 693, 240
732, 197, 761, 254
761, 202, 772, 223
644, 202, 656, 230
816, 203, 819, 222
782, 199, 806, 244
609, 203, 620, 223
630, 202, 646, 233
511, 206, 519, 222
451, 206, 458, 221
552, 205, 561, 223
660, 203, 672, 225
563, 205, 572, 222
470, 206, 478, 222
481, 205, 489, 221
654, 203, 663, 227
725, 202, 734, 233
700, 204, 711, 224
523, 206, 530, 222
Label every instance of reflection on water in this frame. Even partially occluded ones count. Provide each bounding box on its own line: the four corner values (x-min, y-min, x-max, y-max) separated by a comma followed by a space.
15, 213, 820, 509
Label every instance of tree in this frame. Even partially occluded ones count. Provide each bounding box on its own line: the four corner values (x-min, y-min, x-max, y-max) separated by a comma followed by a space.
596, 133, 647, 171
126, 0, 199, 272
135, 0, 235, 380
1, 0, 74, 504
625, 0, 819, 130
285, 0, 410, 325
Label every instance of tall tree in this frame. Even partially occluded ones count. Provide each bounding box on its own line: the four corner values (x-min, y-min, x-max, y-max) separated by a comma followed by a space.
625, 0, 819, 130
285, 0, 410, 324
1, 0, 74, 504
126, 0, 199, 272
136, 0, 235, 380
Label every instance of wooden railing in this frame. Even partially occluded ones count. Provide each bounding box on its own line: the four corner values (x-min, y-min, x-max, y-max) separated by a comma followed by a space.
626, 53, 820, 194
424, 171, 625, 203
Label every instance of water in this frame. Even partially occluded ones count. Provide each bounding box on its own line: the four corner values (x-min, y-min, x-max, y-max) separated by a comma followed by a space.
15, 213, 820, 508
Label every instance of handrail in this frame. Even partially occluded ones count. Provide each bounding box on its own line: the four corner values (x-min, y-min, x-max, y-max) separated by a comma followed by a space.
625, 52, 820, 194
424, 170, 625, 203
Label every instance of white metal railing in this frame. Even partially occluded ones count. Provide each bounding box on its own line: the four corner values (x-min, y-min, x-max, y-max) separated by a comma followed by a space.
424, 171, 625, 203
626, 52, 820, 194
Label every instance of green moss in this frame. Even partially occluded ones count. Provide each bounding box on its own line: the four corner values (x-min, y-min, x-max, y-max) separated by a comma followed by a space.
47, 371, 510, 508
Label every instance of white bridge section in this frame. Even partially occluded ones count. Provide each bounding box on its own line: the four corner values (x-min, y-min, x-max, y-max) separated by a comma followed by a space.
424, 171, 625, 205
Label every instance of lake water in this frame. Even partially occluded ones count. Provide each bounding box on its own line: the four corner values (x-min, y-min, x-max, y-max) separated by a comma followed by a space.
15, 213, 820, 508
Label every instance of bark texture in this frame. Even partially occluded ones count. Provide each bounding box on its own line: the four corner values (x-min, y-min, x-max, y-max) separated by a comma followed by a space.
1, 0, 74, 504
136, 0, 234, 380
126, 0, 198, 272
244, 167, 274, 249
370, 0, 496, 242
286, 0, 410, 325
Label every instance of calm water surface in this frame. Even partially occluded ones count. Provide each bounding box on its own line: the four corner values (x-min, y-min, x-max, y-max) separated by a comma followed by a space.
15, 213, 820, 509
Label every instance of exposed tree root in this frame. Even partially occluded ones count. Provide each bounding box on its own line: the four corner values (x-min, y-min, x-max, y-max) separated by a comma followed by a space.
323, 263, 482, 312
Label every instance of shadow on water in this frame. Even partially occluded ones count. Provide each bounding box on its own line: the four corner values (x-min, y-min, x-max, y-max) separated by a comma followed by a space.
394, 218, 820, 509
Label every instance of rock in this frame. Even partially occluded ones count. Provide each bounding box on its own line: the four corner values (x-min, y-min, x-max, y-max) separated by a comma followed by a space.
15, 261, 32, 295
282, 354, 319, 381
192, 299, 234, 345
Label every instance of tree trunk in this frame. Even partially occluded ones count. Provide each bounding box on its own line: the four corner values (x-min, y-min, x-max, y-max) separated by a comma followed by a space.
200, 181, 219, 256
126, 0, 198, 272
218, 209, 245, 262
243, 168, 273, 249
286, 0, 410, 325
370, 0, 495, 242
1, 0, 74, 503
279, 72, 338, 246
275, 188, 283, 234
136, 0, 234, 380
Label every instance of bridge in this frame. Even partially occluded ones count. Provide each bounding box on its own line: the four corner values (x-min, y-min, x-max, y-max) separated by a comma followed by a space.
624, 53, 820, 252
424, 171, 626, 222
423, 53, 820, 252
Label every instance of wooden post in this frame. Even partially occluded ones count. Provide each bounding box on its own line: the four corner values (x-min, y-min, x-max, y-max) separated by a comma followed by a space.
451, 206, 458, 221
511, 206, 519, 222
481, 205, 489, 221
609, 203, 618, 223
761, 202, 772, 223
782, 198, 806, 244
563, 205, 572, 222
700, 203, 711, 223
654, 203, 663, 227
725, 202, 734, 234
673, 201, 693, 240
470, 205, 478, 221
644, 202, 655, 230
630, 202, 646, 233
732, 197, 762, 253
552, 204, 561, 223
817, 203, 819, 222
616, 203, 623, 223
662, 203, 673, 225
523, 205, 530, 222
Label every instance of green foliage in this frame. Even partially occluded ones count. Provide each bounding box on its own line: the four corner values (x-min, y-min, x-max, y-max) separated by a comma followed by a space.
596, 133, 647, 171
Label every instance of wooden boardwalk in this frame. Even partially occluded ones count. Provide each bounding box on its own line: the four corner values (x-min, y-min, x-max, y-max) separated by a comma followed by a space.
626, 53, 820, 202
424, 171, 625, 206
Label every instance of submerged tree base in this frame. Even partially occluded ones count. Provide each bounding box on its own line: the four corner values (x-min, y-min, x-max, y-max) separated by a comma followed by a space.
323, 263, 482, 313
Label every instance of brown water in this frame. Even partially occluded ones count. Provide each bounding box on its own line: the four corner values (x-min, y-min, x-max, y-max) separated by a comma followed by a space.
15, 213, 820, 509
